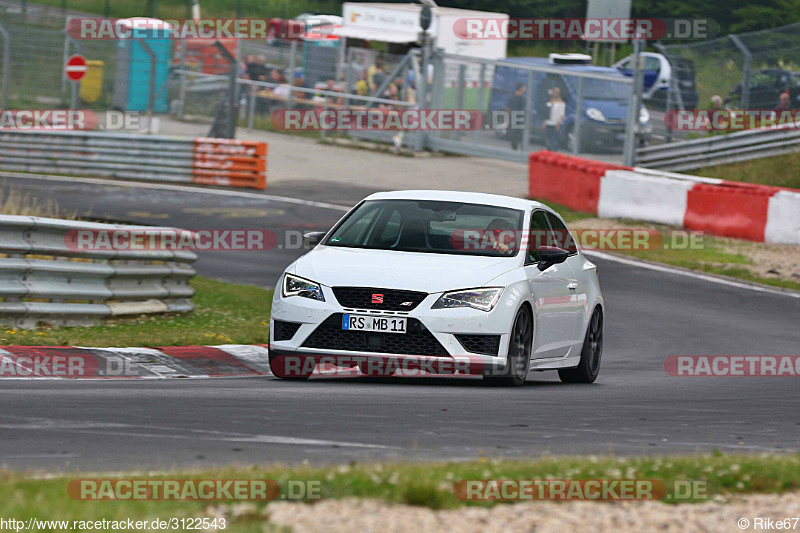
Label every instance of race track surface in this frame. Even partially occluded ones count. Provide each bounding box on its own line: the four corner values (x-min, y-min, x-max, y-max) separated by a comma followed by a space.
0, 173, 798, 471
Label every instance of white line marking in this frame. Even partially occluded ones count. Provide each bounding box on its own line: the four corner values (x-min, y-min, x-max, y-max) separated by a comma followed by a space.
584, 250, 800, 299
0, 171, 351, 212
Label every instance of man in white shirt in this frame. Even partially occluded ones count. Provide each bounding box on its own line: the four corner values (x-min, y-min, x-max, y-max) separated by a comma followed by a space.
543, 87, 566, 151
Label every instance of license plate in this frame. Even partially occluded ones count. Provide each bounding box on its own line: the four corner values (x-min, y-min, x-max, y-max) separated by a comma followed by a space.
342, 314, 407, 334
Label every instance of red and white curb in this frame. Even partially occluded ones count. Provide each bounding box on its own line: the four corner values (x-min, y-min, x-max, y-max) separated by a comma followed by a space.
0, 345, 273, 379
529, 151, 800, 245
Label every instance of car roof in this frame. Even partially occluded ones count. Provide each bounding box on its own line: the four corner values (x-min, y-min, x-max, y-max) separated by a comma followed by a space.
363, 190, 546, 211
498, 57, 626, 76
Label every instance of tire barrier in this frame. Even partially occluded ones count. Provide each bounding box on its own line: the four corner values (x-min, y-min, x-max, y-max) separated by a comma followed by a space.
0, 130, 267, 190
529, 150, 800, 245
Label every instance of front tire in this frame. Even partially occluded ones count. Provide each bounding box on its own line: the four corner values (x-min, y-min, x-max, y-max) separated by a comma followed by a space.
484, 307, 532, 387
559, 307, 603, 384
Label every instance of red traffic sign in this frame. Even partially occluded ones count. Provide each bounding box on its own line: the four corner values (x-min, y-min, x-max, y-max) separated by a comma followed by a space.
65, 54, 88, 82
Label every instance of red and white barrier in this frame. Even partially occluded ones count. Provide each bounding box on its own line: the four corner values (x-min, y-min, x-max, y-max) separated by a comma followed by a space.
529, 151, 800, 245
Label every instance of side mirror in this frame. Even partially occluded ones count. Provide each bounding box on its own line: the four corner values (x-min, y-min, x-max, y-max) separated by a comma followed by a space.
303, 231, 326, 248
537, 246, 569, 271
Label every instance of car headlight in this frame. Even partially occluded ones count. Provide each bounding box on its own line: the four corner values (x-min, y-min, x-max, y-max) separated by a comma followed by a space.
432, 288, 503, 312
639, 106, 650, 124
282, 273, 325, 302
586, 107, 605, 122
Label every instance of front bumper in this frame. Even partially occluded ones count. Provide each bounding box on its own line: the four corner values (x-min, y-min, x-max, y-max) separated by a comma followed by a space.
269, 285, 516, 375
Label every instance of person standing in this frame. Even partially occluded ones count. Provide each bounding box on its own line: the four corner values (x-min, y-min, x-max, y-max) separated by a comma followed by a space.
543, 87, 565, 151
507, 82, 526, 150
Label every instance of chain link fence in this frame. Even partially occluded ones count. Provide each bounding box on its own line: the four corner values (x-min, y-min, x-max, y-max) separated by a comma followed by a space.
1, 11, 637, 162
661, 22, 800, 113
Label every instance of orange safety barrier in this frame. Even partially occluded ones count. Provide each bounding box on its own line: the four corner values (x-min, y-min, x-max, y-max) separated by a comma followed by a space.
192, 138, 267, 190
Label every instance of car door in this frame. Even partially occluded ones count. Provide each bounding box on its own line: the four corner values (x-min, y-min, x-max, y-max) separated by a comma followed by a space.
525, 210, 579, 359
545, 211, 588, 352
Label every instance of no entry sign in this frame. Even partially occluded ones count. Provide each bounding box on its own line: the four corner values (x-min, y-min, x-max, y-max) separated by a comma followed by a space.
65, 54, 88, 82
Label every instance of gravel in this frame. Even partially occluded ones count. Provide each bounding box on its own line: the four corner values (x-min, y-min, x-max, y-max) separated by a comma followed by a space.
264, 492, 800, 532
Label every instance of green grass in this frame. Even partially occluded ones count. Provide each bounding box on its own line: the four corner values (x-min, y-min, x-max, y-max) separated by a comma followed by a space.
693, 151, 800, 190
533, 200, 596, 224
1, 454, 798, 526
0, 276, 272, 347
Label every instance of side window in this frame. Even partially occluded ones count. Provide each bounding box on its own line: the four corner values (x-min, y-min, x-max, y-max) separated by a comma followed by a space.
644, 56, 661, 72
545, 212, 578, 255
527, 210, 551, 263
616, 58, 631, 70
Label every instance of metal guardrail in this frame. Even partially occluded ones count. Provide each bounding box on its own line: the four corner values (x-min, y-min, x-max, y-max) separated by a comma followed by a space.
0, 215, 197, 328
636, 122, 800, 171
0, 130, 267, 189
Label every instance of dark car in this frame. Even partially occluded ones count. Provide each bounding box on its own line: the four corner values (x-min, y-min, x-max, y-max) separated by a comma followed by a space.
727, 68, 800, 109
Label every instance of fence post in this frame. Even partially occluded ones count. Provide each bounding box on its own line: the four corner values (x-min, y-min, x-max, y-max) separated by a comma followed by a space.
729, 34, 752, 109
521, 70, 533, 151
178, 70, 187, 119
573, 77, 584, 154
623, 38, 644, 166
214, 40, 238, 139
287, 40, 297, 111
0, 22, 9, 110
137, 39, 157, 130
248, 80, 256, 130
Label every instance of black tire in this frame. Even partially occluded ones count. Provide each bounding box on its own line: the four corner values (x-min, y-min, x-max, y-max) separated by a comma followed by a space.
268, 349, 312, 380
559, 307, 603, 384
484, 306, 532, 387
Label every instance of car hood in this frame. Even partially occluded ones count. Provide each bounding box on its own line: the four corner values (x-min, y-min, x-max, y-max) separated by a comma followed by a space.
292, 245, 518, 294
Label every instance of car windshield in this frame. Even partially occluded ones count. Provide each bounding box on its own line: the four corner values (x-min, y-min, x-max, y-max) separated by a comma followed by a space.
324, 199, 525, 257
582, 78, 630, 100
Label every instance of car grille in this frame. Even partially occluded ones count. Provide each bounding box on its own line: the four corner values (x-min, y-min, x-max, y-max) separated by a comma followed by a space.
302, 314, 448, 356
272, 320, 302, 341
455, 334, 501, 356
332, 287, 428, 311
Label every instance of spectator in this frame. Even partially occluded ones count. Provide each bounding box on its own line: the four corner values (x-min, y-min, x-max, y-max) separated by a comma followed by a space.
777, 91, 791, 110
251, 55, 268, 82
369, 55, 386, 94
355, 72, 369, 97
244, 54, 258, 80
273, 73, 291, 99
542, 87, 565, 151
507, 82, 526, 150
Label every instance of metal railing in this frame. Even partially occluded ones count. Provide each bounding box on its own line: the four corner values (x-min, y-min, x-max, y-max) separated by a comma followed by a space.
0, 130, 267, 189
636, 121, 800, 171
0, 215, 197, 328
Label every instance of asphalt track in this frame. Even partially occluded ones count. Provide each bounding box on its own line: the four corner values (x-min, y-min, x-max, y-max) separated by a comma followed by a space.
0, 172, 799, 471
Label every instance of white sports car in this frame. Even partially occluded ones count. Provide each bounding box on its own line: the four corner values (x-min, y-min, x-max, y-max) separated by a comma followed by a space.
269, 190, 604, 386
